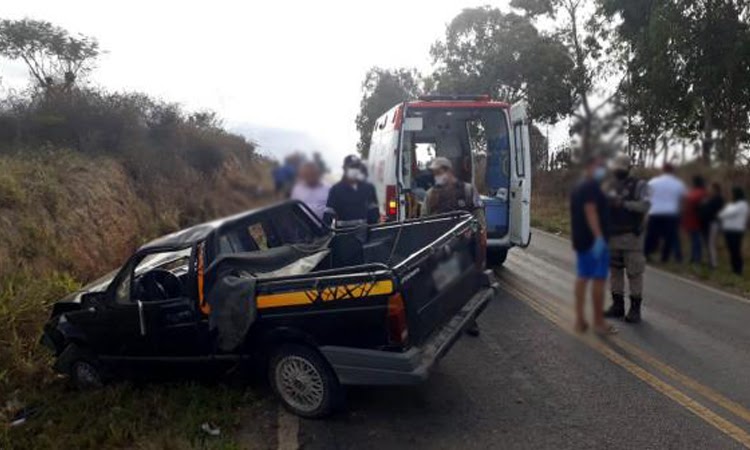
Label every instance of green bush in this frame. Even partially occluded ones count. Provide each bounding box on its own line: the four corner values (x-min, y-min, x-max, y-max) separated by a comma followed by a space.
0, 88, 256, 178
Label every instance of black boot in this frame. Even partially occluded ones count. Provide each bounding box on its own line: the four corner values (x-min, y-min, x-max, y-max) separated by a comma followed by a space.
604, 293, 625, 319
625, 296, 642, 323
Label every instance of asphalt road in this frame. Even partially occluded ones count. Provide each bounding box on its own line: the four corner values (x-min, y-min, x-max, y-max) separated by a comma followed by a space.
297, 230, 750, 449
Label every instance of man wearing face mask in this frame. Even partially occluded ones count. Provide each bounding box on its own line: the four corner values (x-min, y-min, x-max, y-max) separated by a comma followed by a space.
422, 157, 484, 336
603, 154, 650, 323
323, 155, 379, 227
570, 155, 616, 335
422, 157, 485, 226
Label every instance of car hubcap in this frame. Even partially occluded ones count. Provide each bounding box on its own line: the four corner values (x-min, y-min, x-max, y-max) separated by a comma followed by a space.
275, 355, 324, 413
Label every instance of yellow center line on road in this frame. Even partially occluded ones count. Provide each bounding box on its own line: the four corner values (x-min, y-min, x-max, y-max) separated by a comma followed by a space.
614, 337, 750, 427
498, 266, 750, 429
498, 280, 750, 449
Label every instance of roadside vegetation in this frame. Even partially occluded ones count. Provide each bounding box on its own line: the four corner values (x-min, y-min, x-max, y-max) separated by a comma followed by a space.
0, 19, 274, 448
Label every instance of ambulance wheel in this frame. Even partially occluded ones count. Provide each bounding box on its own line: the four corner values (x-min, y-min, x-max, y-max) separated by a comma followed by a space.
487, 248, 508, 266
269, 344, 342, 419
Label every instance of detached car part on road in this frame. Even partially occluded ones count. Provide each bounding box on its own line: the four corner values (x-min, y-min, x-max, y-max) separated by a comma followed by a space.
42, 201, 497, 418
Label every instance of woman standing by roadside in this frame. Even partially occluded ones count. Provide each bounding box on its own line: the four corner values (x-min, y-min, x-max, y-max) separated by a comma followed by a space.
718, 187, 749, 275
699, 183, 725, 269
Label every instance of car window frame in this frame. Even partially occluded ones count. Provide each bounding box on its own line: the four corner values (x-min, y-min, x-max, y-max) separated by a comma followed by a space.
108, 245, 195, 306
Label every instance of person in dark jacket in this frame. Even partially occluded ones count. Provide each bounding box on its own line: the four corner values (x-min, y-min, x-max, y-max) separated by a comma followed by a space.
698, 182, 725, 269
323, 155, 379, 227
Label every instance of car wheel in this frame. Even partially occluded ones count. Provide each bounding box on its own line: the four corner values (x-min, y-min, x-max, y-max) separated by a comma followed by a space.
268, 344, 342, 419
70, 357, 104, 390
487, 248, 508, 267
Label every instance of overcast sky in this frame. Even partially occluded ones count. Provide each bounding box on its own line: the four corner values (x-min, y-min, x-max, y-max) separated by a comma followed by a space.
3, 0, 571, 167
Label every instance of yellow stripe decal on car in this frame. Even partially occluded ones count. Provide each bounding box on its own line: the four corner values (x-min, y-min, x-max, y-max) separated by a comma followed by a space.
256, 280, 394, 310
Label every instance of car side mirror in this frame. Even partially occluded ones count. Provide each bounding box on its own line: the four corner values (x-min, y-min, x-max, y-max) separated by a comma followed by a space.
80, 291, 106, 308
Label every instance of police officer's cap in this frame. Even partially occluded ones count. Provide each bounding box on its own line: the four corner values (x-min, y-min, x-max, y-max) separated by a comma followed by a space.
343, 155, 361, 168
429, 157, 453, 171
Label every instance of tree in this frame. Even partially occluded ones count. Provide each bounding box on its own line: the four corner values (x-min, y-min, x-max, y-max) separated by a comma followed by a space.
512, 0, 620, 156
355, 67, 421, 157
530, 124, 549, 170
0, 18, 100, 90
600, 0, 750, 165
428, 7, 575, 124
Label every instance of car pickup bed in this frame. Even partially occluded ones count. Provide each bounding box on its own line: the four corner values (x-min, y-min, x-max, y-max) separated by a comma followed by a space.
42, 200, 496, 417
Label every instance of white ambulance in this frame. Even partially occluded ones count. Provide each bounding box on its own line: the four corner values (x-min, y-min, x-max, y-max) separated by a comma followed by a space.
366, 95, 531, 265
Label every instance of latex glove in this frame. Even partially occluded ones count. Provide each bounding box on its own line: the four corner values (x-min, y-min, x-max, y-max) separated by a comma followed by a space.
590, 236, 607, 259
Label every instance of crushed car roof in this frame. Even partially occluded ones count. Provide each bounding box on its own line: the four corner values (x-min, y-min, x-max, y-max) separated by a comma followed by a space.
138, 201, 300, 252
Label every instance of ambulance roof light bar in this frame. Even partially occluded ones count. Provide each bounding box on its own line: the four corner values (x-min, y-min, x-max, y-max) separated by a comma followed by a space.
417, 94, 491, 102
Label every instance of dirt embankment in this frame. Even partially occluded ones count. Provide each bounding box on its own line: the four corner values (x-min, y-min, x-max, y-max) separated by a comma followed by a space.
0, 150, 273, 281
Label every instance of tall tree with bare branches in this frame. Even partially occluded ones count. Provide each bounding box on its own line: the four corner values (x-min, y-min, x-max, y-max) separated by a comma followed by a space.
0, 18, 100, 91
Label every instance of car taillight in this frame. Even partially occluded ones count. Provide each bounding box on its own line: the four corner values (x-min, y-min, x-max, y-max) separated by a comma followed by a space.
197, 243, 210, 315
387, 293, 409, 346
392, 104, 403, 129
385, 184, 398, 220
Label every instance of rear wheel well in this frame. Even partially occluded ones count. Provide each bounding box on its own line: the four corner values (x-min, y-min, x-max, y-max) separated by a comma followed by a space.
253, 327, 320, 365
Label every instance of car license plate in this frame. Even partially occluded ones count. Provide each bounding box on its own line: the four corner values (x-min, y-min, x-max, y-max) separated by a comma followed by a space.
432, 255, 461, 291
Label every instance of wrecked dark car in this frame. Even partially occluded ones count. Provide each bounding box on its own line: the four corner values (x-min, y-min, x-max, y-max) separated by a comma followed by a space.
42, 200, 497, 417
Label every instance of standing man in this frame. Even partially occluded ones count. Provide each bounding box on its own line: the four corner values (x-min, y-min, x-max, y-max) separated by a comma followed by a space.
291, 161, 330, 220
422, 157, 485, 226
570, 155, 615, 335
644, 163, 686, 263
323, 155, 379, 228
422, 156, 484, 336
603, 154, 650, 324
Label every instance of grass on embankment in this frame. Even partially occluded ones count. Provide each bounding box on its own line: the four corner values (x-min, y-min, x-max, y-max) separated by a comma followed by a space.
532, 192, 750, 297
0, 150, 275, 449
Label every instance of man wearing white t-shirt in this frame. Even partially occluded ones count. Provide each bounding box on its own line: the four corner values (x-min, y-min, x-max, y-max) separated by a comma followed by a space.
291, 161, 330, 220
644, 163, 686, 263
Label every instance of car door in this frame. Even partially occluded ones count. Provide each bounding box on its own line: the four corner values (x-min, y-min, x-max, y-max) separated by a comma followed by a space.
509, 100, 532, 247
90, 261, 158, 359
99, 249, 208, 361
140, 296, 208, 357
134, 248, 209, 358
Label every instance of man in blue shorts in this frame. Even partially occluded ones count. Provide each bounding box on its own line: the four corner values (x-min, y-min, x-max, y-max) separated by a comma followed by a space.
570, 155, 617, 335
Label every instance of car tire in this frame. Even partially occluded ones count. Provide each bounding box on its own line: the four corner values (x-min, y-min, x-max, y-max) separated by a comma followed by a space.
487, 248, 508, 267
268, 344, 342, 419
69, 356, 105, 390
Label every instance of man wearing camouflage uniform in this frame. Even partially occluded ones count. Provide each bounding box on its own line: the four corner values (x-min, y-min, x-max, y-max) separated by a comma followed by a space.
604, 154, 650, 323
422, 157, 485, 228
423, 156, 484, 335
